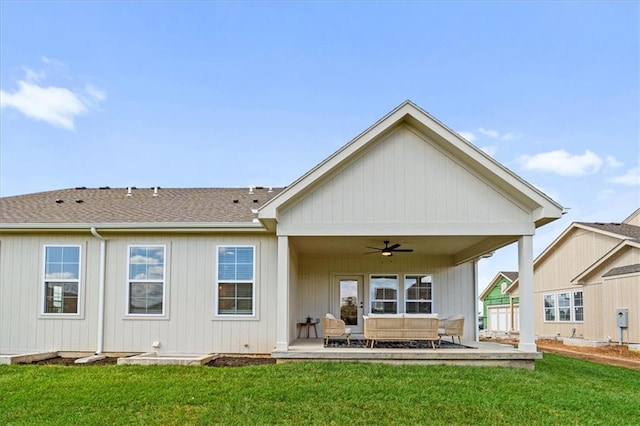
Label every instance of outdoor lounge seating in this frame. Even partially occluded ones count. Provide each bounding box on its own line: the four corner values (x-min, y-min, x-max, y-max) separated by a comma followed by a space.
363, 314, 440, 349
321, 313, 352, 345
438, 314, 465, 344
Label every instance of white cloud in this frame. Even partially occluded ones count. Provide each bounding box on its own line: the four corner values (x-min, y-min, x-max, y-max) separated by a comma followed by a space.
604, 156, 623, 169
500, 132, 516, 141
457, 131, 476, 143
480, 145, 498, 156
517, 149, 603, 177
478, 127, 500, 138
608, 167, 640, 186
0, 64, 105, 130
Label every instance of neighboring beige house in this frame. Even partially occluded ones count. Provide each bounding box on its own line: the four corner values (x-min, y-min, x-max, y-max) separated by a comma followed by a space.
0, 101, 564, 357
507, 209, 640, 344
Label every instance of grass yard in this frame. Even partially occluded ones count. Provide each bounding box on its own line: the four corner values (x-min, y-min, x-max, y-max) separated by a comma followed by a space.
1, 354, 639, 425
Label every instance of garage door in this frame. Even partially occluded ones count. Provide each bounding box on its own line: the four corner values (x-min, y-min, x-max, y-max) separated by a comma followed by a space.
488, 306, 509, 332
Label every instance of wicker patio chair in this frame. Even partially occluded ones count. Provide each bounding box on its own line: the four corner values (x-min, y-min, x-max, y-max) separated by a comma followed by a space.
438, 315, 465, 344
321, 313, 352, 345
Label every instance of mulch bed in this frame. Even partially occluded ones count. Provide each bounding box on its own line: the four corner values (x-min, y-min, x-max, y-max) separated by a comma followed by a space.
23, 355, 275, 367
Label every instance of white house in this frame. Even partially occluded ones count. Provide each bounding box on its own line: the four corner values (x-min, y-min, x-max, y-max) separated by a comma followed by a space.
0, 101, 564, 361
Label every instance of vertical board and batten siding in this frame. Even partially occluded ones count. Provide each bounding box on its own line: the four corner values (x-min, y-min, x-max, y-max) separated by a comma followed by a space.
102, 234, 278, 354
533, 229, 623, 338
296, 254, 475, 341
0, 233, 279, 354
279, 126, 530, 230
0, 234, 99, 353
582, 249, 640, 343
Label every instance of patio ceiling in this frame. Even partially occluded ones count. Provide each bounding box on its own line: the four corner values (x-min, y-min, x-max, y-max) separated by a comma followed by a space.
290, 235, 518, 260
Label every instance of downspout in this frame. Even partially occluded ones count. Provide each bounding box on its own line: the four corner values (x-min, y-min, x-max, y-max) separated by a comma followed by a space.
91, 227, 106, 355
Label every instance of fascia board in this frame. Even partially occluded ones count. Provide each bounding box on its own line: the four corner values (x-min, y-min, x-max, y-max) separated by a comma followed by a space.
0, 222, 268, 233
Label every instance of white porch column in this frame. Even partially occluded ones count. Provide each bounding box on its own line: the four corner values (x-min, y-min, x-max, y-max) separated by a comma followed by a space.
518, 235, 536, 352
274, 236, 290, 352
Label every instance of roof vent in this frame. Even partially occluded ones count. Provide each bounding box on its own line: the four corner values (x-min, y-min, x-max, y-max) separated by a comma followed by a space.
75, 199, 84, 203
233, 199, 239, 203
268, 187, 273, 193
249, 186, 254, 194
253, 199, 259, 203
75, 186, 87, 190
99, 186, 110, 190
153, 187, 159, 196
55, 199, 64, 203
126, 187, 133, 197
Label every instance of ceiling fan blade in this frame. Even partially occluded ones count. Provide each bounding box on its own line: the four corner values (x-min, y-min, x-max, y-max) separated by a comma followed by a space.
391, 249, 413, 252
363, 250, 380, 255
365, 246, 383, 251
388, 243, 401, 250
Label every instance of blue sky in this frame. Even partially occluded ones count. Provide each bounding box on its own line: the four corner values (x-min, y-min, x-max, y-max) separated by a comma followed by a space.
1, 1, 638, 296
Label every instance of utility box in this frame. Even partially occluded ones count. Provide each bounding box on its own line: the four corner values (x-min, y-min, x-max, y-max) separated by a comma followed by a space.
617, 309, 629, 328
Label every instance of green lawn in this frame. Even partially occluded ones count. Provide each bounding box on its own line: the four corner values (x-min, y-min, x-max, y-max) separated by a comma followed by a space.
1, 354, 638, 425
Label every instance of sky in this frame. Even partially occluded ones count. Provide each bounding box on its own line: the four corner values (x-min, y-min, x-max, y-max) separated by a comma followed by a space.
1, 1, 639, 299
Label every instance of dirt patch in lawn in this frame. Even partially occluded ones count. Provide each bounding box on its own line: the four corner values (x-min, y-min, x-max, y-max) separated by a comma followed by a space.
483, 337, 640, 370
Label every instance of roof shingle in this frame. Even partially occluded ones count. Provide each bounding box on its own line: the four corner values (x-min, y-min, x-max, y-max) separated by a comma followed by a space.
0, 187, 284, 225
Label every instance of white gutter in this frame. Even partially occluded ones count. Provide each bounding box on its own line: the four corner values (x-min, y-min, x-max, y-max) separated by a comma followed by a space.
0, 221, 265, 230
91, 227, 106, 355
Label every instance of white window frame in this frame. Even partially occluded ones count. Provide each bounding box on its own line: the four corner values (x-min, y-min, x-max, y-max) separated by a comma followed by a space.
126, 245, 167, 317
215, 245, 256, 318
404, 274, 434, 314
558, 291, 571, 322
42, 244, 82, 316
544, 291, 584, 322
573, 290, 584, 322
543, 293, 556, 322
369, 275, 399, 314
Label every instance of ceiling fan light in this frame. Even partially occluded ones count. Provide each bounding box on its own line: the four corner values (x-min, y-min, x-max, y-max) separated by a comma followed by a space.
382, 251, 392, 256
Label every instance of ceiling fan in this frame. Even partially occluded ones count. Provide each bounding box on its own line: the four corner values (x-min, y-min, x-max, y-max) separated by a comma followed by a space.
364, 241, 414, 256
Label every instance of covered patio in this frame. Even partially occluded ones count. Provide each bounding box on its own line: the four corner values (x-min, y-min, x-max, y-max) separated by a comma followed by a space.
272, 337, 541, 370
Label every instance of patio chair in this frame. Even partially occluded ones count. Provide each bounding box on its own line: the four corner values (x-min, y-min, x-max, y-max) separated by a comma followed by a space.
321, 313, 352, 346
438, 315, 464, 344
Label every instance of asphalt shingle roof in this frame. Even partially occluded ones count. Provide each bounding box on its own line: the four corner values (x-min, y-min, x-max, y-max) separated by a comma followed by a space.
501, 271, 518, 282
602, 263, 640, 278
577, 222, 640, 241
0, 187, 284, 224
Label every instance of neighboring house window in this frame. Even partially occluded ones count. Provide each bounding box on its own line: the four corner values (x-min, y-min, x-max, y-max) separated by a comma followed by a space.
543, 293, 556, 321
558, 292, 571, 321
127, 245, 166, 315
405, 275, 433, 314
370, 275, 398, 314
43, 245, 81, 314
216, 246, 255, 316
544, 291, 584, 322
573, 291, 584, 322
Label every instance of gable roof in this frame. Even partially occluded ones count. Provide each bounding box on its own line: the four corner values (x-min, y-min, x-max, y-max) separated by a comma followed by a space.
479, 271, 518, 301
571, 239, 640, 284
0, 187, 283, 229
259, 100, 564, 227
506, 216, 640, 291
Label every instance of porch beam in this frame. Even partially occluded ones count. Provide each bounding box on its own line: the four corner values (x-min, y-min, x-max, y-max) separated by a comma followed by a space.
517, 235, 536, 352
274, 236, 290, 352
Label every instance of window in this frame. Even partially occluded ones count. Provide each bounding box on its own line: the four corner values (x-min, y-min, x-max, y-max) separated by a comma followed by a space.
405, 275, 433, 314
544, 291, 584, 322
370, 275, 398, 314
543, 293, 556, 321
573, 291, 584, 322
43, 245, 81, 314
216, 246, 255, 316
558, 292, 571, 321
127, 245, 166, 315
